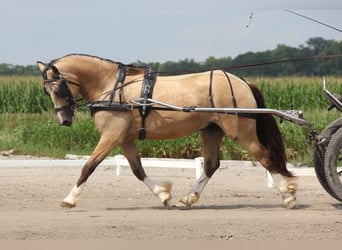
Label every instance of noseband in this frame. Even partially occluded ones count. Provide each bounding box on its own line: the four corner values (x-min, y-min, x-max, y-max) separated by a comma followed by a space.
41, 66, 81, 114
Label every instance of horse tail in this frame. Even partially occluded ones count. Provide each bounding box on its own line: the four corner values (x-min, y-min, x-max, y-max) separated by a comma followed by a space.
248, 82, 293, 177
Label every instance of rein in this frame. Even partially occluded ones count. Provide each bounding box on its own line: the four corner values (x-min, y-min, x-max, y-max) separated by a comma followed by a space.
154, 54, 342, 75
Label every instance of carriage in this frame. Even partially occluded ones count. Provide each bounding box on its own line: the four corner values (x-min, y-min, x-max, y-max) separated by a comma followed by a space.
37, 54, 342, 210
312, 78, 342, 202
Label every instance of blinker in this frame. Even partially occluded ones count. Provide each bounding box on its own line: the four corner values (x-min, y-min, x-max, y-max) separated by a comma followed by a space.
57, 80, 70, 98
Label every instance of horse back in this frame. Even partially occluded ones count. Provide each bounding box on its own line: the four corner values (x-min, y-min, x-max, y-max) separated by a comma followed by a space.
149, 70, 256, 109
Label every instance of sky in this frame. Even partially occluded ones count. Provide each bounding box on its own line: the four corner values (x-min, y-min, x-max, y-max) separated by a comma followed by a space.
1, 0, 342, 65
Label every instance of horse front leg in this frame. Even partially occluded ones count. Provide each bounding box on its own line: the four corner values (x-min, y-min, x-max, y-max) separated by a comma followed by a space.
61, 136, 118, 208
120, 142, 173, 208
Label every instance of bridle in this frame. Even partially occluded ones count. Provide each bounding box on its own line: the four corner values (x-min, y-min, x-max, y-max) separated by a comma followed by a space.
41, 62, 146, 117
41, 65, 81, 114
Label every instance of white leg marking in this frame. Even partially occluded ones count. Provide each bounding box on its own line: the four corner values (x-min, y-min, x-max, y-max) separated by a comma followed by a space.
266, 170, 276, 188
271, 173, 297, 209
144, 177, 172, 207
63, 183, 85, 207
192, 172, 210, 195
177, 172, 210, 207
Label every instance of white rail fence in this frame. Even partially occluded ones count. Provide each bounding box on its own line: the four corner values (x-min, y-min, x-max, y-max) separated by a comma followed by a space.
1, 154, 318, 188
66, 154, 205, 179
65, 154, 316, 184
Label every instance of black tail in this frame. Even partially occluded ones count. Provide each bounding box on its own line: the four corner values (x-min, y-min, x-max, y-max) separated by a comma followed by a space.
248, 83, 293, 177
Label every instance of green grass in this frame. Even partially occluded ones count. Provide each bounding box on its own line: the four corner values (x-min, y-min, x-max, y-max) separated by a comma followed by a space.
0, 109, 340, 165
0, 112, 100, 158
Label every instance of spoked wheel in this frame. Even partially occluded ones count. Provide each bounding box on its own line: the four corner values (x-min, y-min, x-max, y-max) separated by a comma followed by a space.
323, 127, 342, 202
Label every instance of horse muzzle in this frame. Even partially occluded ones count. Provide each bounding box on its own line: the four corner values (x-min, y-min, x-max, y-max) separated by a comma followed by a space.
57, 113, 74, 126
60, 118, 73, 126
55, 105, 75, 127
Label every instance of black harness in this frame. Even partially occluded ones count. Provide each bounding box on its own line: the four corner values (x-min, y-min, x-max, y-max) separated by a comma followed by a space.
43, 63, 255, 140
208, 70, 256, 119
88, 66, 157, 140
87, 69, 256, 139
138, 69, 157, 139
87, 65, 135, 115
109, 64, 127, 106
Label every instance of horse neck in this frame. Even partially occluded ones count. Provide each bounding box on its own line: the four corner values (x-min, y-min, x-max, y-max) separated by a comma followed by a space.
57, 57, 119, 101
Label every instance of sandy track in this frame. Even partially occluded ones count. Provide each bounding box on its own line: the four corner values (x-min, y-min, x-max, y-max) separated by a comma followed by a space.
0, 161, 341, 240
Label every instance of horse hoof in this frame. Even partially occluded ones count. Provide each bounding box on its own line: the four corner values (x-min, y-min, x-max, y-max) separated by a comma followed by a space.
283, 196, 297, 209
176, 193, 199, 208
159, 192, 172, 209
60, 201, 76, 208
176, 199, 191, 208
163, 199, 172, 209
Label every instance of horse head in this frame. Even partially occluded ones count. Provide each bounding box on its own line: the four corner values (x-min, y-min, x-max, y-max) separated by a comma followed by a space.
37, 61, 80, 126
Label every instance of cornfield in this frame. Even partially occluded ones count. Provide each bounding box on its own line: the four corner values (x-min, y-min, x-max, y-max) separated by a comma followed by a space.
1, 76, 341, 112
0, 76, 52, 113
255, 76, 342, 110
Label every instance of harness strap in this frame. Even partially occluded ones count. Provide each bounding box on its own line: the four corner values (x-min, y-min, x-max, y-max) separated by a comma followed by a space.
109, 64, 127, 105
139, 69, 157, 140
222, 71, 237, 108
88, 101, 135, 116
221, 71, 257, 119
208, 71, 215, 108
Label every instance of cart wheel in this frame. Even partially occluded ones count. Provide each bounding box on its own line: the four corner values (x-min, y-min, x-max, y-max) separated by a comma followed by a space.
313, 148, 340, 199
324, 127, 342, 202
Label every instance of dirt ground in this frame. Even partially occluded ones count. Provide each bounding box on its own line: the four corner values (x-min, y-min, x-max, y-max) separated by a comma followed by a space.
0, 156, 341, 240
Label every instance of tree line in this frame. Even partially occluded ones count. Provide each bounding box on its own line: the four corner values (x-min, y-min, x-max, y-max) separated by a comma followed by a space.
136, 37, 342, 76
1, 37, 341, 76
0, 64, 40, 76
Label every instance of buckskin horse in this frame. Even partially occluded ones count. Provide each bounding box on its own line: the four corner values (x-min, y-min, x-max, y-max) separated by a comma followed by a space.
37, 54, 297, 209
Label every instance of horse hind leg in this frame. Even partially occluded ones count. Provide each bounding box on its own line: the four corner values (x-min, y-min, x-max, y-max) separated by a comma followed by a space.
237, 140, 297, 209
233, 118, 297, 209
177, 124, 224, 207
269, 173, 297, 209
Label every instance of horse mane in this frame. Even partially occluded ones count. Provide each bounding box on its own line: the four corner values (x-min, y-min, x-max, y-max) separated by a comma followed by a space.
52, 53, 146, 75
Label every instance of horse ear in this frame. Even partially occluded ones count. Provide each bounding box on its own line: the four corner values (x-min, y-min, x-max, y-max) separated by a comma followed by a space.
37, 61, 46, 73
